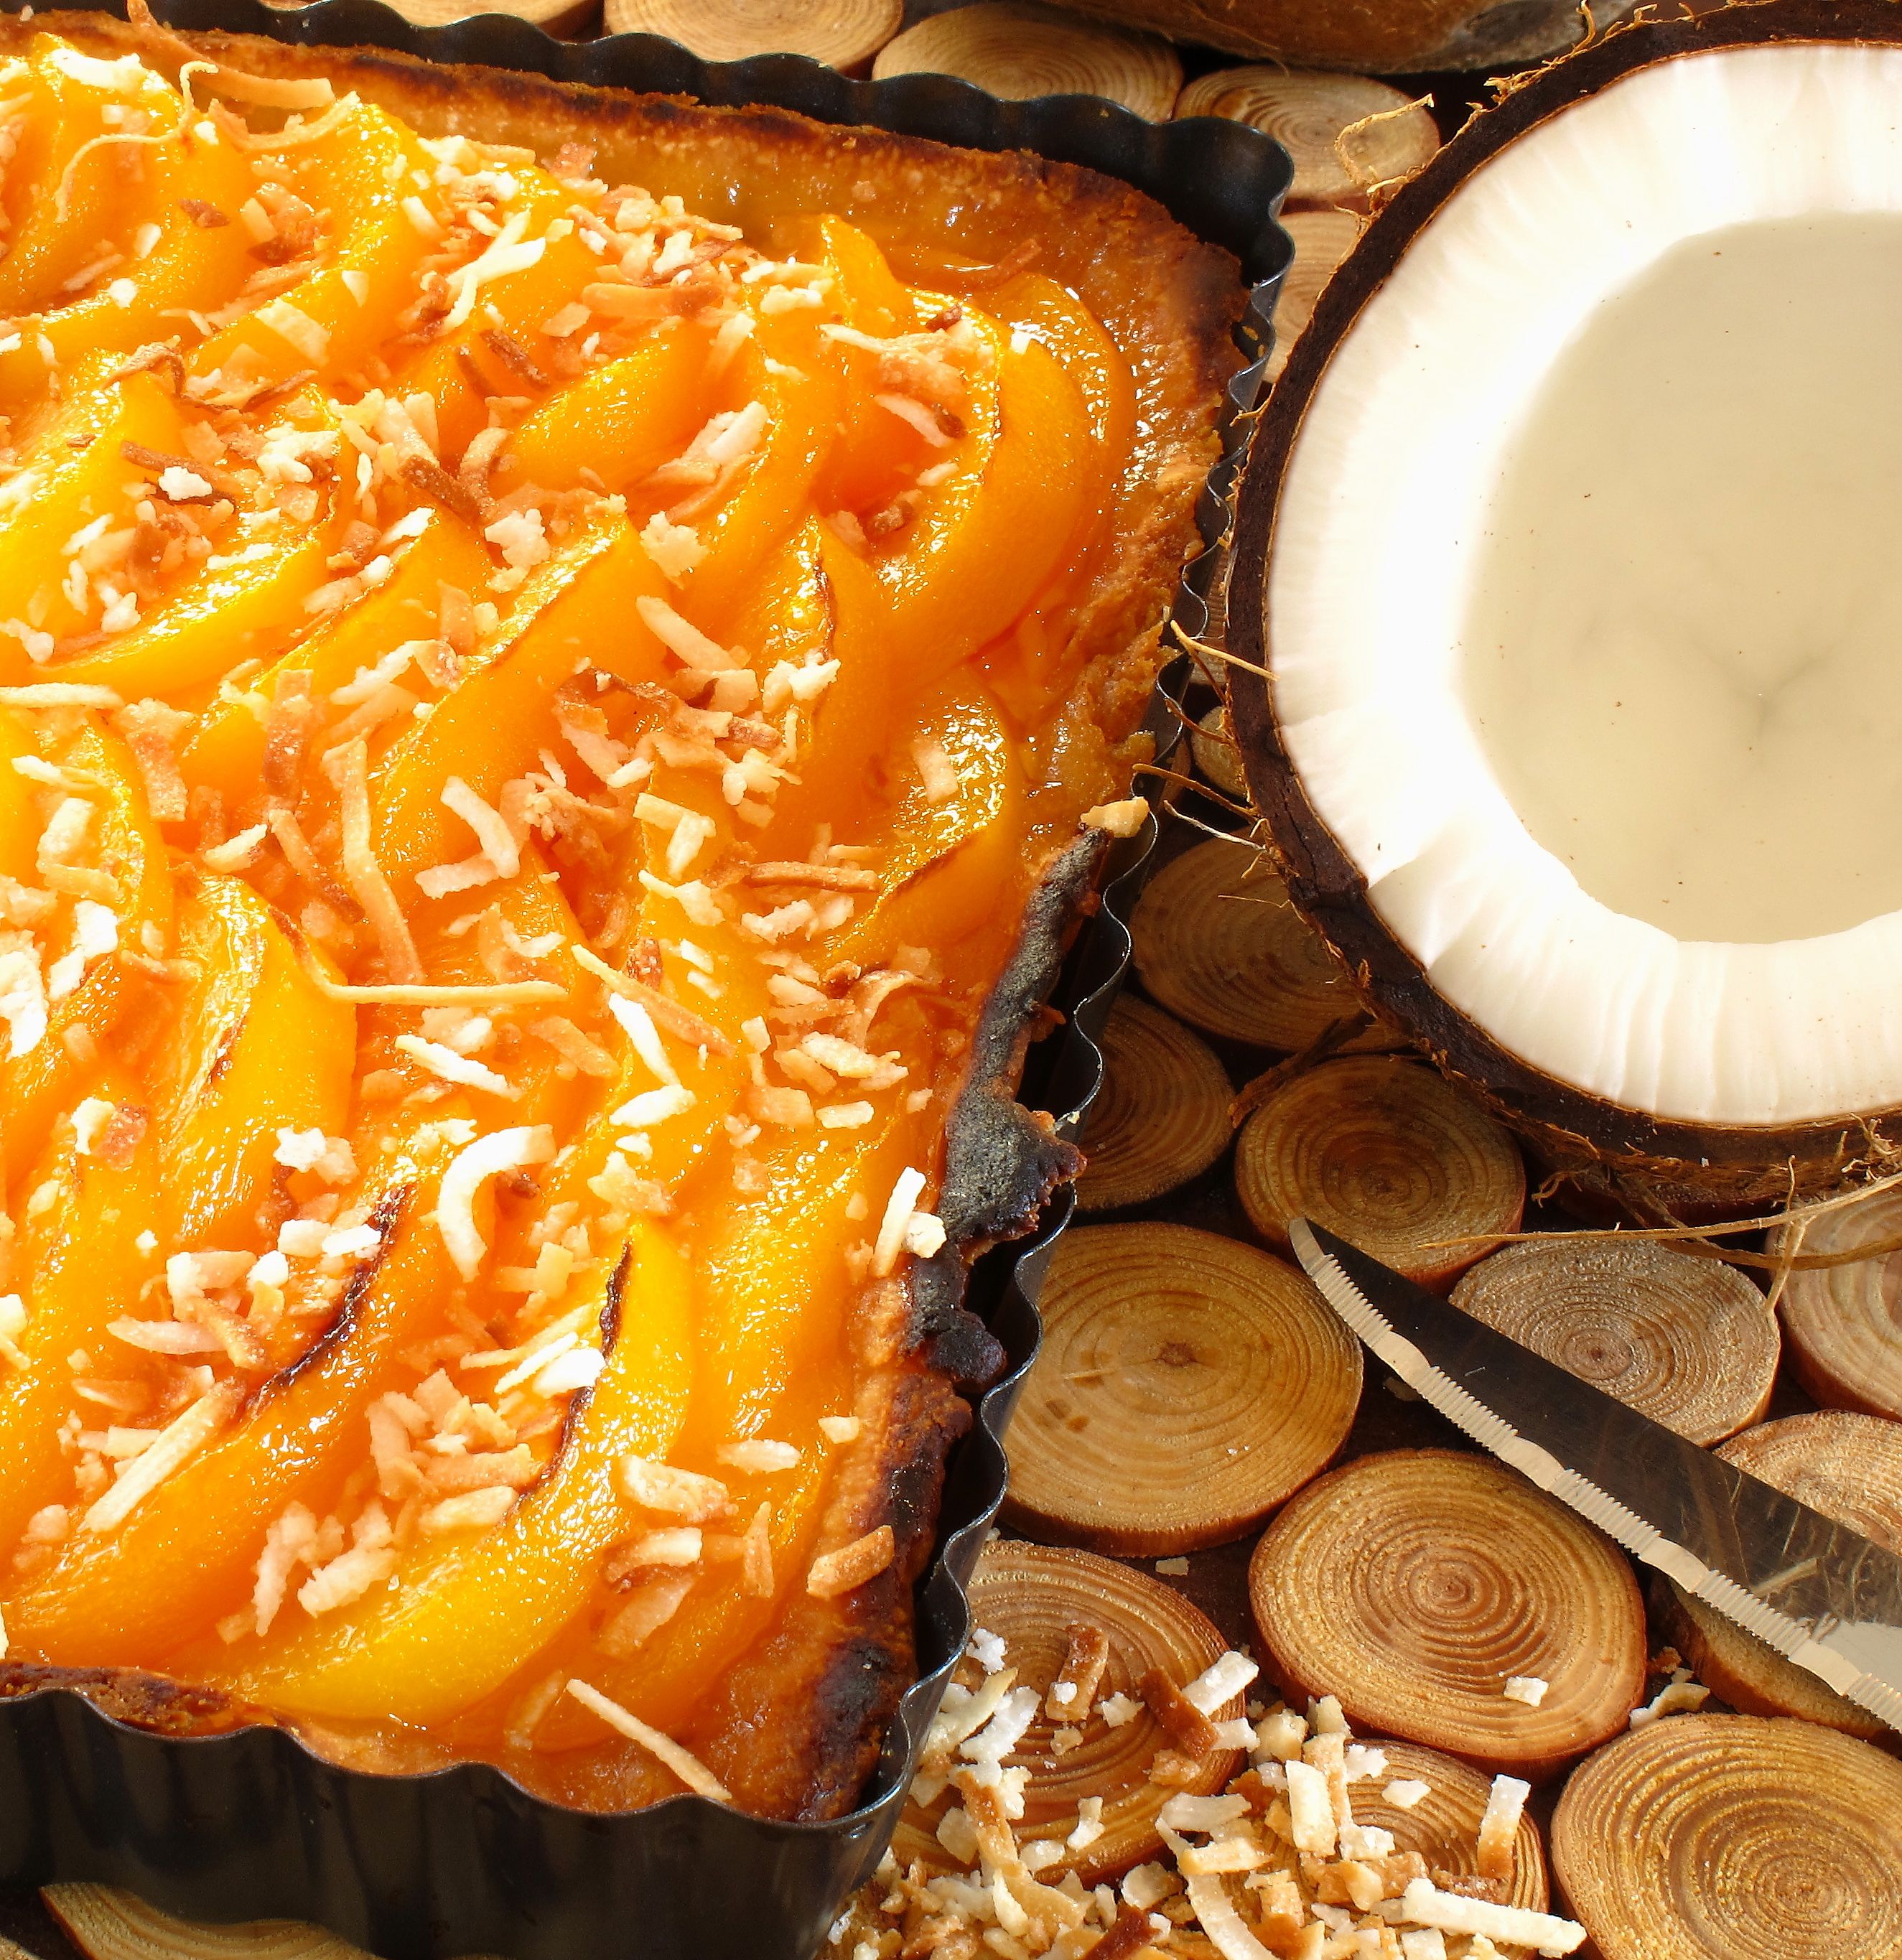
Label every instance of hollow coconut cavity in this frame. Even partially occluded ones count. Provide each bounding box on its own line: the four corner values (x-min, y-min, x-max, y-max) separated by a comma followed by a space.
1231, 0, 1902, 1203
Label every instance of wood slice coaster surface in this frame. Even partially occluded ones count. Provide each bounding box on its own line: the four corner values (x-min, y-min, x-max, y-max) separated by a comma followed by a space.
1355, 1740, 1549, 1912
1186, 699, 1248, 805
1234, 1054, 1524, 1290
334, 0, 600, 32
1005, 1223, 1361, 1554
1265, 207, 1361, 383
890, 1539, 1245, 1884
1450, 1236, 1779, 1445
36, 1887, 491, 1960
1771, 1185, 1902, 1420
1075, 995, 1231, 1212
1129, 838, 1372, 1052
1655, 1411, 1902, 1740
1173, 67, 1437, 208
600, 0, 902, 70
1552, 1714, 1902, 1960
872, 3, 1183, 119
1249, 1450, 1646, 1781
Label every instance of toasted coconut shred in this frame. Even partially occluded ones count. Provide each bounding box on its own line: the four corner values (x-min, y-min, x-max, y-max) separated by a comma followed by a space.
0, 4, 1206, 1823
839, 1625, 1593, 1960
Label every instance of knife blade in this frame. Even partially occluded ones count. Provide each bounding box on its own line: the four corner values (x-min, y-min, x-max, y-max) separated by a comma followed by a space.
1287, 1216, 1902, 1736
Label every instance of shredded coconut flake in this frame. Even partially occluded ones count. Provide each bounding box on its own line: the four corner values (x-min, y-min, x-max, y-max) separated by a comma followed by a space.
565, 1678, 731, 1801
1081, 797, 1148, 838
1394, 1880, 1585, 1956
437, 1125, 555, 1279
83, 1381, 241, 1534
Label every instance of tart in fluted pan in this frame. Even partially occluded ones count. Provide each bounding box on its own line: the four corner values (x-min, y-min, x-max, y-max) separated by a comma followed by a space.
0, 9, 1237, 1819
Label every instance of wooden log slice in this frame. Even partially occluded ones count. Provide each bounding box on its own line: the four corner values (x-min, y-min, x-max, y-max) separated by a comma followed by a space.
1654, 1411, 1902, 1741
1552, 1714, 1902, 1960
1129, 837, 1373, 1052
1265, 208, 1361, 383
1234, 1054, 1524, 1290
360, 0, 598, 32
1187, 699, 1249, 806
1004, 1222, 1361, 1554
1174, 68, 1438, 210
1075, 995, 1231, 1213
871, 3, 1183, 121
1352, 1741, 1549, 1912
600, 0, 902, 70
1771, 1185, 1902, 1420
890, 1540, 1245, 1884
1248, 1450, 1646, 1781
37, 1887, 425, 1960
1449, 1237, 1779, 1445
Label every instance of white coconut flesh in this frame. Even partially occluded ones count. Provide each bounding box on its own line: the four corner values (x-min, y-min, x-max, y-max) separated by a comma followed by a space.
1268, 40, 1902, 1130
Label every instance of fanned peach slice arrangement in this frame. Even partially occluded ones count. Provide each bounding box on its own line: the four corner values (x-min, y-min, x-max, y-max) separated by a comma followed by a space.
0, 9, 1230, 1819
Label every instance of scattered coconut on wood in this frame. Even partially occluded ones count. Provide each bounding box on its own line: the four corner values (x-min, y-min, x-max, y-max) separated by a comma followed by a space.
1129, 837, 1376, 1052
601, 0, 901, 67
1653, 1411, 1902, 1742
871, 1, 1183, 118
1450, 1236, 1779, 1445
1234, 1054, 1525, 1290
890, 1538, 1245, 1885
1249, 1450, 1647, 1781
1353, 1740, 1552, 1913
1075, 996, 1232, 1213
1004, 1222, 1361, 1555
1552, 1713, 1902, 1960
1770, 1183, 1902, 1420
1174, 68, 1438, 210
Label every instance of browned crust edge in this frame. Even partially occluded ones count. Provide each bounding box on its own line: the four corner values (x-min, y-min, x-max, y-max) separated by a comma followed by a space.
684, 839, 1097, 1817
0, 14, 1241, 1819
1229, 0, 1902, 1200
0, 1661, 266, 1737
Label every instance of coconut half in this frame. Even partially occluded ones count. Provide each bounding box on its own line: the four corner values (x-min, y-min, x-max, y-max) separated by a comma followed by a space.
1230, 0, 1902, 1202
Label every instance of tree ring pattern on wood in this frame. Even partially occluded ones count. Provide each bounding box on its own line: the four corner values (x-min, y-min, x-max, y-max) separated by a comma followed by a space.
1076, 994, 1231, 1211
1552, 1713, 1902, 1960
1235, 1053, 1524, 1289
1004, 1222, 1361, 1554
1450, 1235, 1778, 1445
889, 1539, 1244, 1884
1771, 1183, 1902, 1421
1249, 1449, 1646, 1781
1130, 837, 1372, 1051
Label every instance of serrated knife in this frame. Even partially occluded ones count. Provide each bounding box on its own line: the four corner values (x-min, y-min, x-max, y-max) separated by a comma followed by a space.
1287, 1217, 1902, 1736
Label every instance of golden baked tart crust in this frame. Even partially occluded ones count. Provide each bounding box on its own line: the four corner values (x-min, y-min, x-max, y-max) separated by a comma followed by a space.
0, 10, 1239, 1820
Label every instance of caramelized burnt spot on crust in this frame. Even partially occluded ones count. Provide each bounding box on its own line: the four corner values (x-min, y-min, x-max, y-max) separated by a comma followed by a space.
0, 11, 1241, 1820
0, 1660, 264, 1736
693, 1365, 971, 1819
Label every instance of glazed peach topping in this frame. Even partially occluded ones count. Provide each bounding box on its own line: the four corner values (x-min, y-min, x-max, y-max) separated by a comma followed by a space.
0, 33, 1142, 1796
